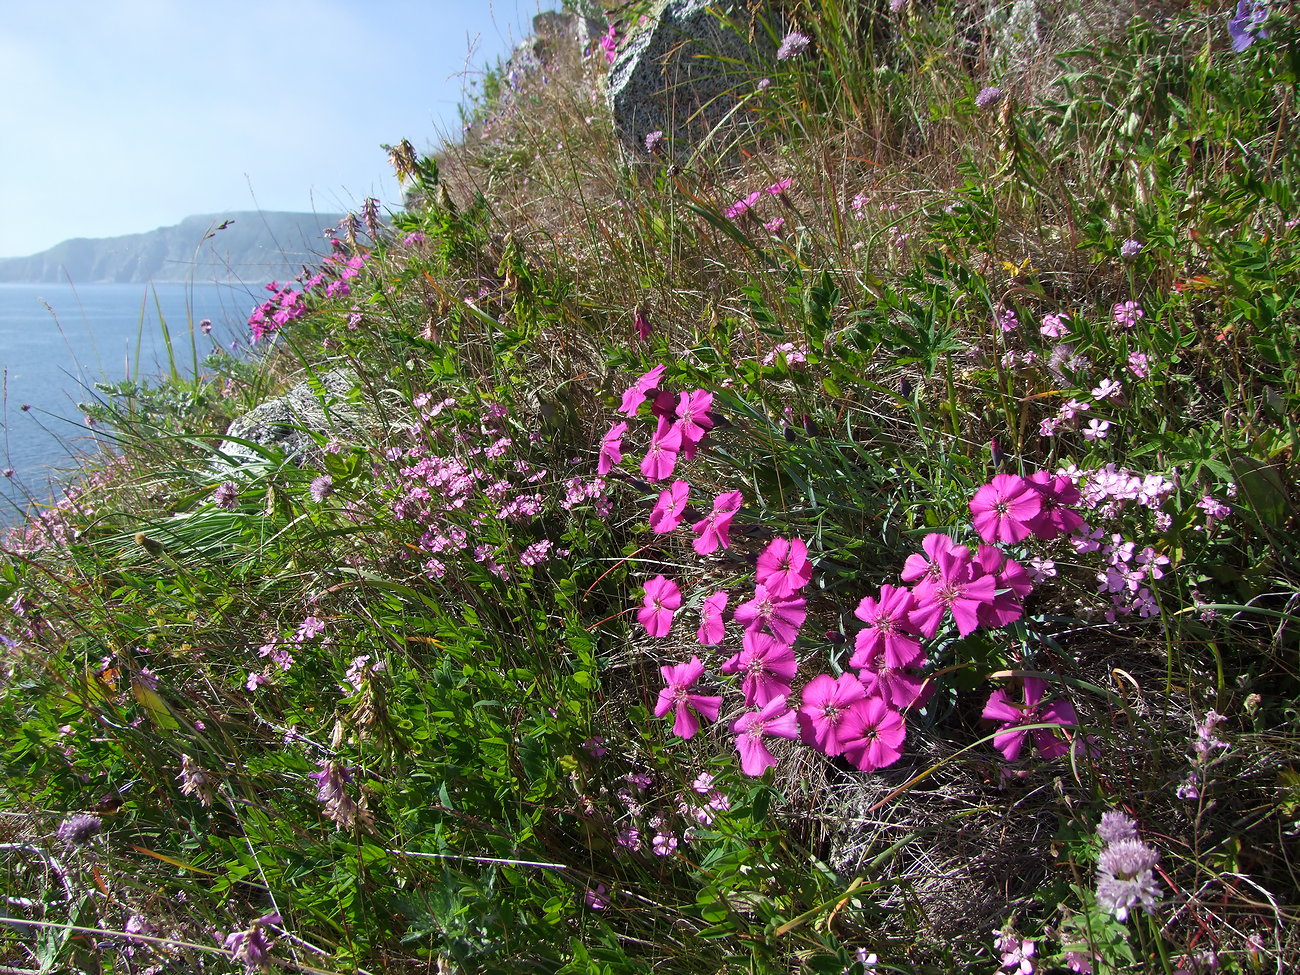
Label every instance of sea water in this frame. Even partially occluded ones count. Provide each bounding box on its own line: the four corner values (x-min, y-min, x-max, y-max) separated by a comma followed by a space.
0, 281, 259, 520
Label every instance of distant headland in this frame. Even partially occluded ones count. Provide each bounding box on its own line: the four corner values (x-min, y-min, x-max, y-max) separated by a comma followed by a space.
0, 211, 344, 285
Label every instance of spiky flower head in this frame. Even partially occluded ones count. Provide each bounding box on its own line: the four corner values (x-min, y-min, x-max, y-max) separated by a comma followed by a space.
976, 86, 1005, 110
1096, 839, 1162, 921
57, 812, 103, 846
1096, 810, 1139, 844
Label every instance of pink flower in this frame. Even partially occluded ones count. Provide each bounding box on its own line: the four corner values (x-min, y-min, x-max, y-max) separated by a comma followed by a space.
725, 190, 763, 219
654, 655, 723, 739
900, 533, 966, 584
732, 585, 807, 644
969, 474, 1043, 544
755, 536, 812, 598
731, 695, 799, 777
640, 417, 682, 481
619, 364, 667, 416
851, 584, 923, 669
856, 655, 930, 710
721, 630, 797, 706
692, 490, 743, 554
697, 590, 729, 645
673, 390, 714, 458
598, 421, 627, 475
909, 546, 998, 638
1025, 471, 1084, 540
633, 308, 650, 341
649, 479, 690, 533
797, 672, 867, 756
838, 697, 907, 772
972, 545, 1030, 629
638, 575, 681, 637
982, 677, 1078, 761
764, 178, 793, 196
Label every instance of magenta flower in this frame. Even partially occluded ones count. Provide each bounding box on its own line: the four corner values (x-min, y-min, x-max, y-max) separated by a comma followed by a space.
674, 389, 714, 458
598, 421, 627, 475
619, 363, 667, 416
1025, 470, 1084, 540
732, 584, 807, 644
731, 695, 799, 777
638, 575, 681, 637
910, 546, 998, 638
755, 536, 812, 598
900, 533, 966, 584
797, 672, 867, 756
982, 677, 1078, 761
839, 697, 907, 772
649, 479, 690, 533
692, 490, 743, 554
721, 630, 798, 706
856, 651, 930, 710
764, 178, 793, 196
850, 584, 923, 669
970, 474, 1043, 544
633, 307, 650, 341
973, 545, 1032, 629
640, 416, 683, 481
654, 655, 723, 739
697, 590, 729, 645
725, 190, 763, 219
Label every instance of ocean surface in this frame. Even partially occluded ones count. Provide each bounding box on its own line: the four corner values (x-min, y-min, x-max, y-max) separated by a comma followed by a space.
0, 281, 258, 522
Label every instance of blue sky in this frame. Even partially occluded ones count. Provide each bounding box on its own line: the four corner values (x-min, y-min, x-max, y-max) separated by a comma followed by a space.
0, 0, 555, 257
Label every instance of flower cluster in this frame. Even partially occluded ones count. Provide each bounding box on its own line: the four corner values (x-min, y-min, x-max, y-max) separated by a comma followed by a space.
723, 178, 792, 221
247, 252, 367, 342
1093, 812, 1163, 921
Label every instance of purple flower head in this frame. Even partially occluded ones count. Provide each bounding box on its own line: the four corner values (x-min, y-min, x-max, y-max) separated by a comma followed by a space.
777, 31, 810, 60
1228, 1, 1269, 51
1096, 839, 1163, 920
214, 481, 239, 510
654, 655, 723, 739
309, 475, 333, 503
1097, 810, 1139, 844
673, 389, 714, 456
1120, 238, 1143, 260
644, 130, 665, 153
57, 812, 102, 846
976, 86, 1004, 110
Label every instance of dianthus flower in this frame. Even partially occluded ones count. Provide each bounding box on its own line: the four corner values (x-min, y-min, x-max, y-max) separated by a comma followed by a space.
755, 536, 812, 598
838, 697, 907, 772
982, 677, 1078, 761
638, 575, 681, 637
725, 190, 763, 219
970, 473, 1043, 544
640, 416, 682, 481
851, 584, 923, 669
673, 389, 714, 457
900, 532, 966, 585
654, 655, 723, 739
598, 421, 627, 475
732, 584, 807, 644
856, 649, 930, 710
619, 363, 667, 416
692, 490, 743, 554
971, 545, 1032, 629
909, 546, 998, 639
797, 672, 867, 756
649, 479, 690, 533
731, 695, 799, 776
1112, 301, 1145, 329
697, 590, 729, 645
721, 630, 797, 706
1025, 470, 1084, 540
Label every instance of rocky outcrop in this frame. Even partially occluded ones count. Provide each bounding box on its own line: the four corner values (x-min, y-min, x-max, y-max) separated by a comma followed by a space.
215, 369, 366, 472
606, 0, 776, 166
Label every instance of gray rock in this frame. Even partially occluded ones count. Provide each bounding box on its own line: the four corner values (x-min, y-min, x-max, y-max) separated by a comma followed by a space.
606, 0, 775, 166
215, 369, 364, 472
